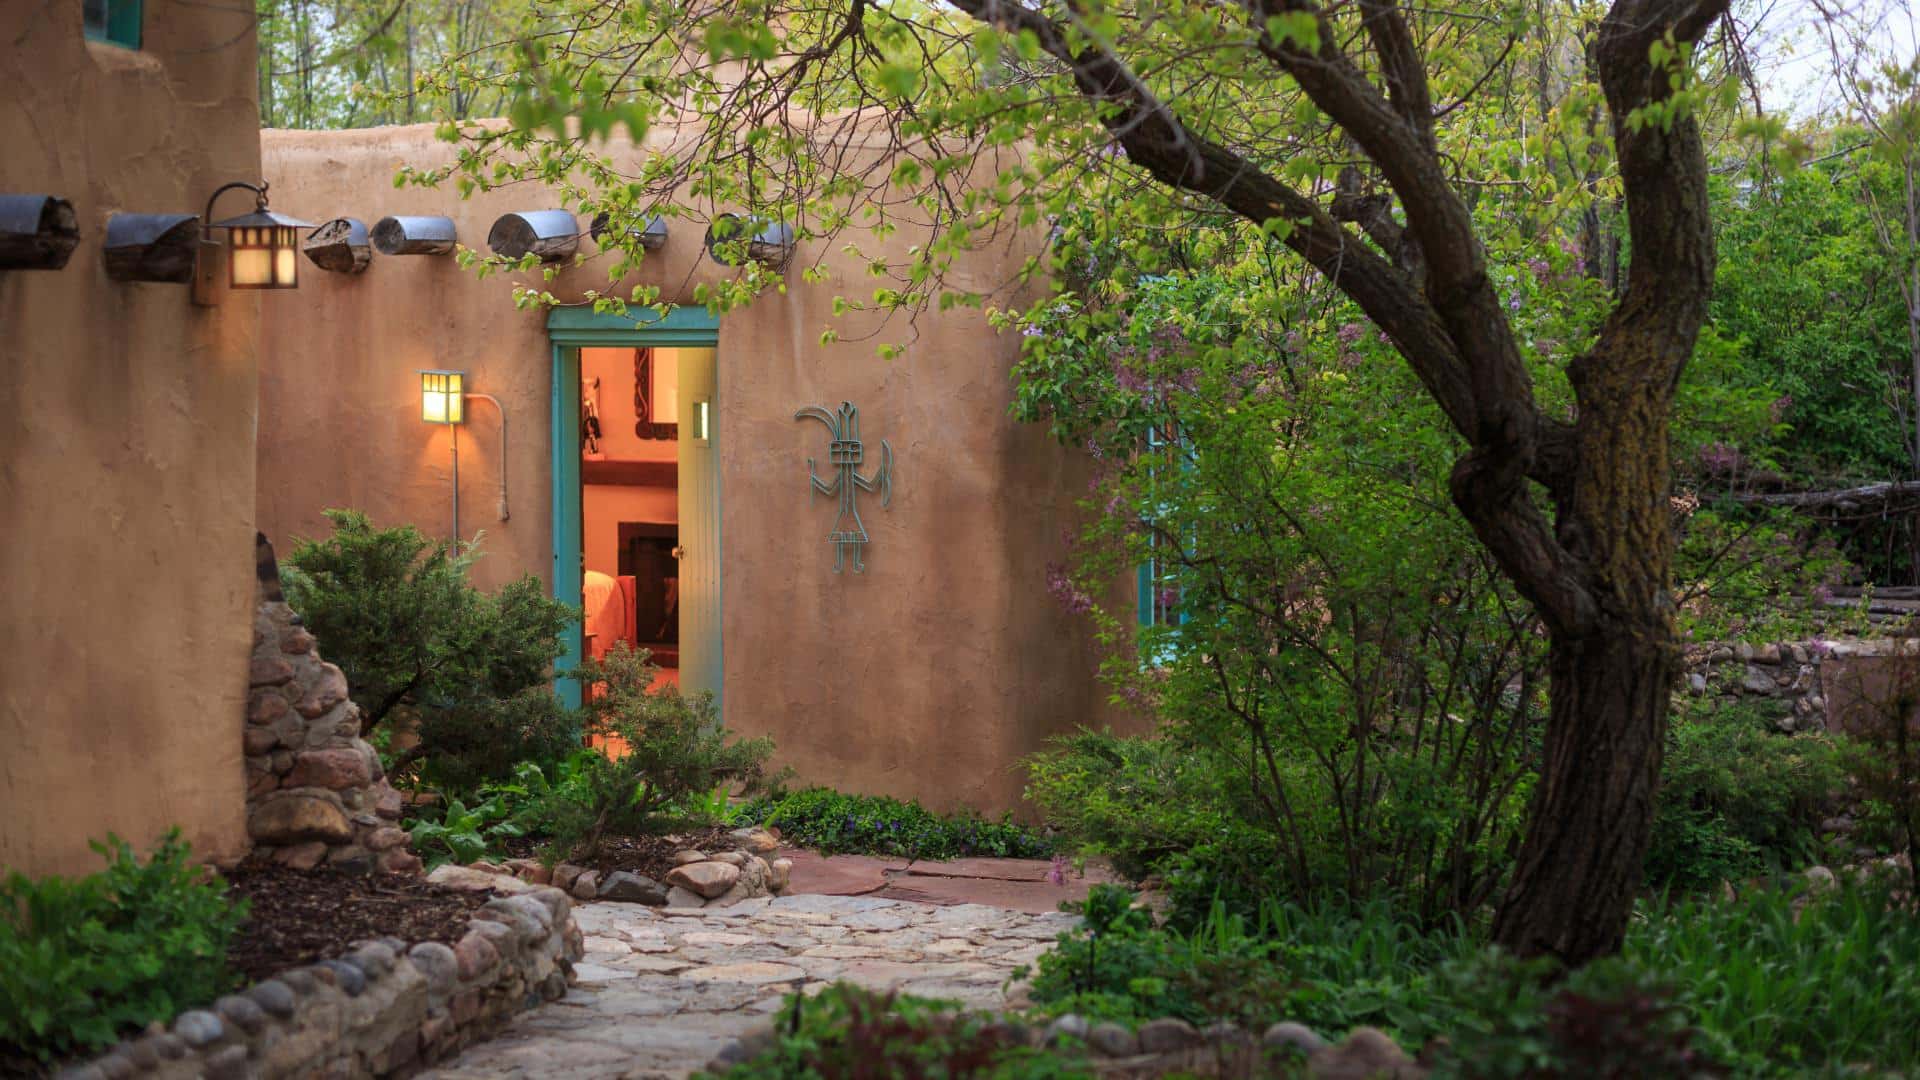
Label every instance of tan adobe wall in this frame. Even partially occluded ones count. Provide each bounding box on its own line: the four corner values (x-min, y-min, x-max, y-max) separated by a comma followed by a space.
0, 6, 261, 875
257, 124, 1131, 815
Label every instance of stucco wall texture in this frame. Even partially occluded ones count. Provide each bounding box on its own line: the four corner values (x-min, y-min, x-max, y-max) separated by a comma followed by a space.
258, 124, 1126, 815
0, 5, 261, 875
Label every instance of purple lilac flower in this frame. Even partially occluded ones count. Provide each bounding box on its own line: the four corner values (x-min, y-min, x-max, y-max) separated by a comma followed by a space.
1337, 322, 1366, 345
1508, 295, 1523, 313
1526, 256, 1551, 281
1696, 442, 1743, 475
1047, 562, 1094, 615
1770, 395, 1794, 423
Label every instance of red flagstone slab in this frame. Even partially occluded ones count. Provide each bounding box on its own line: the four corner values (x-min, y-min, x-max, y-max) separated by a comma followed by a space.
777, 848, 1122, 913
776, 849, 891, 896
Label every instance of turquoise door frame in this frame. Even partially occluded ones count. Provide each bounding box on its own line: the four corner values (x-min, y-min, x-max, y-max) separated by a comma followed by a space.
546, 305, 722, 710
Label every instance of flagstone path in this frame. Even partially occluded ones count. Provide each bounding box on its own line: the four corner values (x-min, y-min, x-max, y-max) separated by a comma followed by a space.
419, 892, 1081, 1079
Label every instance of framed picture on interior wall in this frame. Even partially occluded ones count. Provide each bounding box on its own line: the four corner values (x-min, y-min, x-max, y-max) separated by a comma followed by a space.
633, 348, 677, 440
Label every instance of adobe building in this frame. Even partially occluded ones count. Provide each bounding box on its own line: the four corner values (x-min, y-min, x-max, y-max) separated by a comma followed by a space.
251, 127, 1120, 817
1, 1, 262, 876
1, 7, 1118, 881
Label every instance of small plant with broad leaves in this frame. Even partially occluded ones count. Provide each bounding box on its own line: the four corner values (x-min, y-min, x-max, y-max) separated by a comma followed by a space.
406, 794, 527, 869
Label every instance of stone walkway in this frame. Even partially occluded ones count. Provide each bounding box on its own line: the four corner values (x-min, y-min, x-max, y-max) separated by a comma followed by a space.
419, 893, 1079, 1079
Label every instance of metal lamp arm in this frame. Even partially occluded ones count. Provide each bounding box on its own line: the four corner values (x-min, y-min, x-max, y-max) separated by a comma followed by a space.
463, 392, 510, 521
202, 180, 268, 226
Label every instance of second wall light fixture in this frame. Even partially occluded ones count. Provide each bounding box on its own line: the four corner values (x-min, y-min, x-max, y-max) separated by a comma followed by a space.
419, 370, 510, 541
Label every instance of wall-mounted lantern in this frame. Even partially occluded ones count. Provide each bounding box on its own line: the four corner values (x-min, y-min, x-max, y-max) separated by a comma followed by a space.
487, 210, 580, 263
372, 215, 457, 256
420, 369, 465, 425
0, 194, 80, 271
692, 400, 711, 444
704, 214, 794, 270
193, 181, 310, 305
417, 369, 509, 540
303, 217, 372, 274
589, 212, 668, 252
104, 213, 200, 283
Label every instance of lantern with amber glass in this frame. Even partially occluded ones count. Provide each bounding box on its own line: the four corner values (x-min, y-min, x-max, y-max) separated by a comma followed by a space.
420, 370, 465, 425
192, 181, 309, 305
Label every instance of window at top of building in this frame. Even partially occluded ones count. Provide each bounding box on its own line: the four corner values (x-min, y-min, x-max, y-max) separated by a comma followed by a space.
84, 0, 142, 49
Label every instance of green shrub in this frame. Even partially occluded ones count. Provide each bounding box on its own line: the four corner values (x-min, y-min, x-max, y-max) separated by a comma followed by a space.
1645, 699, 1846, 891
730, 787, 1052, 860
0, 832, 246, 1065
543, 644, 777, 860
1022, 729, 1235, 881
698, 983, 1088, 1079
281, 509, 577, 793
1015, 265, 1543, 928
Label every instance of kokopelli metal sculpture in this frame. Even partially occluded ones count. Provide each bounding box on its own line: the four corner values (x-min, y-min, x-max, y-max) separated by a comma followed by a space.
794, 401, 893, 573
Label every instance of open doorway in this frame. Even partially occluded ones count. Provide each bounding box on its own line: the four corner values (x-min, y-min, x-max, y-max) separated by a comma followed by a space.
580, 346, 681, 693
547, 307, 721, 718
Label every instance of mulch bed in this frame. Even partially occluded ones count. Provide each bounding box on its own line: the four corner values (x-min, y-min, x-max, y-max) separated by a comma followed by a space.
498, 825, 745, 884
224, 858, 493, 984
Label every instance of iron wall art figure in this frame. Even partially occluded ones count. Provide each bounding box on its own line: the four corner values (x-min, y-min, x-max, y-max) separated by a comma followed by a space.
794, 401, 893, 573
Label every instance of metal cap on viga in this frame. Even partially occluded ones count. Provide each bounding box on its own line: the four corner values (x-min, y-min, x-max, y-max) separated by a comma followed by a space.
704, 214, 794, 270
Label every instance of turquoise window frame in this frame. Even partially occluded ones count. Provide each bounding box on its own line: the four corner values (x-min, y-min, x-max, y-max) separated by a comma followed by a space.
1135, 426, 1189, 664
546, 305, 721, 709
84, 0, 143, 48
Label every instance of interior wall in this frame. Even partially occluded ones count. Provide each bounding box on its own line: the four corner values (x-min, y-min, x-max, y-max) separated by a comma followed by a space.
581, 345, 678, 580
259, 124, 1135, 816
582, 345, 677, 463
0, 5, 261, 875
583, 487, 678, 579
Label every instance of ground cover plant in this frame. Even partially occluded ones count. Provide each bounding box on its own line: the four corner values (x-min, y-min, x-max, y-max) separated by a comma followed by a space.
0, 832, 246, 1068
729, 788, 1052, 861
1019, 878, 1920, 1076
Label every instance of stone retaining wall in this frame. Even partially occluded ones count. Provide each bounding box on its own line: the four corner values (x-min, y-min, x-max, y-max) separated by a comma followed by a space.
245, 535, 420, 875
60, 886, 584, 1080
1684, 637, 1920, 735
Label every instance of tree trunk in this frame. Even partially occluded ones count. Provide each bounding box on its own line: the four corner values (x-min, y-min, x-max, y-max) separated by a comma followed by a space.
1491, 285, 1692, 961
1492, 627, 1673, 960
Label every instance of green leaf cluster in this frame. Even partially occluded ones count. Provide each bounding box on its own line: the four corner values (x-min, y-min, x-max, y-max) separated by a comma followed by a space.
537, 643, 779, 861
0, 831, 246, 1065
